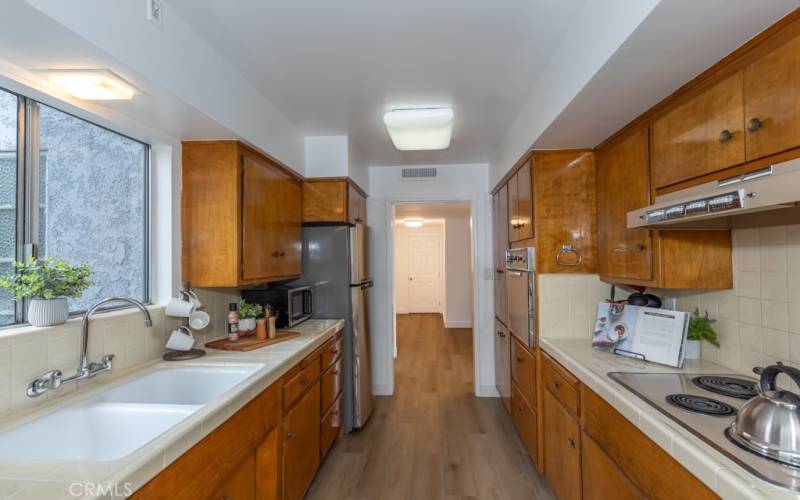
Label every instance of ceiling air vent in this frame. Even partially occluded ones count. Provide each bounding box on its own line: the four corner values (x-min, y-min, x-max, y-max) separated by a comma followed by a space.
400, 167, 437, 181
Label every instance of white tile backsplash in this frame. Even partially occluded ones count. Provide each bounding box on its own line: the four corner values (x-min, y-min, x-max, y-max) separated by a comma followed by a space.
539, 225, 800, 377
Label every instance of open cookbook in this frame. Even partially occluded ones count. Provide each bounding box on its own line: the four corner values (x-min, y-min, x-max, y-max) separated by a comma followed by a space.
592, 302, 690, 368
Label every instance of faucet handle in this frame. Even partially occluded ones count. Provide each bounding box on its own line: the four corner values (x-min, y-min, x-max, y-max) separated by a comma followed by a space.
26, 369, 63, 397
88, 354, 114, 374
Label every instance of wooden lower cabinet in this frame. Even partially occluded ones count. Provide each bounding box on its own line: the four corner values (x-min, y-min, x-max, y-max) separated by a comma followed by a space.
213, 452, 256, 500
511, 338, 536, 409
321, 394, 343, 459
494, 319, 511, 413
283, 383, 321, 500
543, 389, 581, 500
581, 430, 642, 500
511, 381, 538, 463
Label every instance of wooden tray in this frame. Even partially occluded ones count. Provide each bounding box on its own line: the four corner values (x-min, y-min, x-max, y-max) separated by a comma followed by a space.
205, 330, 300, 352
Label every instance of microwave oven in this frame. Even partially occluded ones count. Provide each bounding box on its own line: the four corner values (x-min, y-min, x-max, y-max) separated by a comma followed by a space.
241, 285, 313, 328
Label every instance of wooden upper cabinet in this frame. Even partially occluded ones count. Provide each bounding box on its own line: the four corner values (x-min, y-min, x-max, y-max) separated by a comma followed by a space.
744, 27, 800, 161
652, 72, 745, 188
493, 184, 509, 326
509, 160, 534, 242
302, 178, 367, 225
532, 151, 596, 273
596, 127, 653, 283
182, 141, 302, 287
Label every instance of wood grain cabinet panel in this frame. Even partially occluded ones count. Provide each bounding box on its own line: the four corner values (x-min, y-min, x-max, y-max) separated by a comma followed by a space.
493, 184, 509, 326
581, 430, 643, 500
652, 72, 745, 188
320, 393, 343, 460
255, 428, 280, 500
302, 178, 367, 225
744, 28, 800, 161
543, 389, 581, 500
582, 387, 717, 500
211, 451, 256, 500
511, 337, 536, 410
283, 383, 321, 500
542, 353, 580, 418
514, 160, 534, 241
182, 141, 302, 287
321, 357, 342, 414
532, 150, 596, 273
494, 319, 511, 413
511, 381, 539, 464
596, 126, 654, 283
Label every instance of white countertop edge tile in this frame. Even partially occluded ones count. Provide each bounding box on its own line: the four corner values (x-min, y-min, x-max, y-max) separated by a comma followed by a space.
0, 319, 344, 500
539, 337, 799, 500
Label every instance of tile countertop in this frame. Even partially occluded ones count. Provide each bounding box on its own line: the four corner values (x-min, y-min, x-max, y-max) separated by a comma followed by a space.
540, 337, 799, 500
0, 319, 344, 500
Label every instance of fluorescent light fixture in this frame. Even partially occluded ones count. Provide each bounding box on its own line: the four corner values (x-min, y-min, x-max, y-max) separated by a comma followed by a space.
46, 69, 136, 100
383, 108, 453, 151
404, 219, 424, 228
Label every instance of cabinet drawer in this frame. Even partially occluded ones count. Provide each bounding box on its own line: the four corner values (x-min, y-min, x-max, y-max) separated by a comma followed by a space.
283, 358, 321, 410
320, 394, 343, 460
321, 357, 343, 414
511, 381, 538, 463
542, 353, 579, 418
511, 338, 536, 409
321, 333, 343, 369
582, 386, 717, 499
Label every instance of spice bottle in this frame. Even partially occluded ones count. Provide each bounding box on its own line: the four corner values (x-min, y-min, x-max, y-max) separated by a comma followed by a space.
227, 302, 240, 342
256, 317, 267, 341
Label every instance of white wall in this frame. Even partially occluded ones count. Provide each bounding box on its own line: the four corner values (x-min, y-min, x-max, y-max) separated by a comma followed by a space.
304, 136, 349, 178
489, 0, 659, 185
393, 222, 445, 315
368, 164, 494, 396
444, 215, 474, 328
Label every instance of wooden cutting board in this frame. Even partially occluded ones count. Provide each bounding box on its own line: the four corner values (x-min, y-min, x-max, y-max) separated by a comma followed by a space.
205, 330, 300, 352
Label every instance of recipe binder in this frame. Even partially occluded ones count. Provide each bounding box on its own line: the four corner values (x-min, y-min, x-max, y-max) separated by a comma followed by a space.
592, 302, 689, 368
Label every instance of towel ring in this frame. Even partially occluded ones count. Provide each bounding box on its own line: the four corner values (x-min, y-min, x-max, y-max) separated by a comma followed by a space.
556, 244, 583, 267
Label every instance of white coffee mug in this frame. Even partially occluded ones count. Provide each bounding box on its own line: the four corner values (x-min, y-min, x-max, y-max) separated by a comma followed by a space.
165, 297, 195, 317
166, 327, 195, 351
188, 310, 211, 330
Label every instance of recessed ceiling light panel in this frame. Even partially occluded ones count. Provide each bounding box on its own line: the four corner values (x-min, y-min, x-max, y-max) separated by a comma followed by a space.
383, 108, 453, 151
45, 69, 136, 101
403, 219, 424, 228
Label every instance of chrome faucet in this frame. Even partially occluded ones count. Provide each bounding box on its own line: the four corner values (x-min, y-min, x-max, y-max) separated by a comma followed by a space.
27, 297, 152, 397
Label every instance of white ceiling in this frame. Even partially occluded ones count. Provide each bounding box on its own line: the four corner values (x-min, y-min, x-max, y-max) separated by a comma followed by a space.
168, 0, 586, 166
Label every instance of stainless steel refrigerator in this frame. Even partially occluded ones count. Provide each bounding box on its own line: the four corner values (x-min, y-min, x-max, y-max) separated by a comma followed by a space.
296, 223, 374, 431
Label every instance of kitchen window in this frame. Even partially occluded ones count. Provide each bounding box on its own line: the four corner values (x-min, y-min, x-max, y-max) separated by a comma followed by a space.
0, 86, 149, 326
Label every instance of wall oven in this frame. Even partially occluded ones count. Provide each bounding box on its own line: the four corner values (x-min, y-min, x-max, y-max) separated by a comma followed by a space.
241, 285, 314, 328
505, 247, 536, 349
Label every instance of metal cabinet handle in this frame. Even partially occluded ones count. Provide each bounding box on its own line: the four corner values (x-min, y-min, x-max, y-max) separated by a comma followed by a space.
553, 380, 561, 389
300, 377, 308, 385
497, 331, 505, 338
719, 129, 734, 143
286, 432, 294, 439
495, 269, 504, 274
747, 117, 764, 133
567, 437, 576, 448
556, 244, 582, 267
516, 357, 524, 362
635, 243, 647, 253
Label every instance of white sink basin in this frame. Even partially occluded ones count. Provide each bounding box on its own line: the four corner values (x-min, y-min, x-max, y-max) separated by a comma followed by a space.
0, 364, 263, 461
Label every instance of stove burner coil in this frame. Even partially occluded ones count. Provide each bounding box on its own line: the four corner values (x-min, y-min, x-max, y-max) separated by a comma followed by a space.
692, 376, 758, 400
665, 394, 736, 416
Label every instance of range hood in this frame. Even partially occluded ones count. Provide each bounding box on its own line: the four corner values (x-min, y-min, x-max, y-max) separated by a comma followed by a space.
628, 158, 800, 230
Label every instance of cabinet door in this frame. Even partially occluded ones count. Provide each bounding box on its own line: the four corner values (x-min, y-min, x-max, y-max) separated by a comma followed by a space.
241, 152, 301, 282
283, 384, 321, 500
493, 184, 509, 325
596, 126, 653, 282
652, 72, 745, 188
544, 390, 581, 500
255, 429, 280, 500
511, 381, 538, 463
582, 431, 643, 500
303, 181, 347, 223
511, 337, 536, 409
515, 160, 534, 240
348, 184, 367, 225
494, 319, 511, 413
507, 171, 519, 242
744, 31, 800, 160
212, 451, 256, 500
320, 394, 343, 460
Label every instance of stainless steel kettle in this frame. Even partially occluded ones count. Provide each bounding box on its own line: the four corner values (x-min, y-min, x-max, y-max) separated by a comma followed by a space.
728, 362, 800, 467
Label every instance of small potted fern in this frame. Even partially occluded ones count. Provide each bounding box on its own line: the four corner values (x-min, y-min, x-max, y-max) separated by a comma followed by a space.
685, 308, 720, 359
238, 299, 263, 333
0, 257, 92, 327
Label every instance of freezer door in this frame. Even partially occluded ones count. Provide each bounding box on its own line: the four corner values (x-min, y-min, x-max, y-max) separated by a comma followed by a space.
351, 281, 374, 428
349, 223, 369, 283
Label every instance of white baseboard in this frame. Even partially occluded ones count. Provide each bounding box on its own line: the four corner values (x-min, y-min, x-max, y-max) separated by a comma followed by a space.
373, 383, 393, 396
476, 384, 500, 397
445, 320, 473, 328
395, 307, 409, 315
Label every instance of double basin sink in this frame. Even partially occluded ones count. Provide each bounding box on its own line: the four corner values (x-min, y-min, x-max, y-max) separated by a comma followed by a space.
0, 364, 264, 462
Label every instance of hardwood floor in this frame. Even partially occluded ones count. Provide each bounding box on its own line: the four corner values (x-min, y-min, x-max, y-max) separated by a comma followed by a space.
306, 313, 554, 500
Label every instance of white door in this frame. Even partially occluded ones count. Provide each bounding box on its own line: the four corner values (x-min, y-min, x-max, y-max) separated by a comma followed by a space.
407, 235, 442, 313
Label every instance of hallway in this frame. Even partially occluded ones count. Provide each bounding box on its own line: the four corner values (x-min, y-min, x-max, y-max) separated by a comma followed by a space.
306, 313, 553, 500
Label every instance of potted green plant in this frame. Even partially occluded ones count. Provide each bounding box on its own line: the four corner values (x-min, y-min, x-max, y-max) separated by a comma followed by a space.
0, 257, 92, 327
685, 308, 720, 359
238, 299, 263, 333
